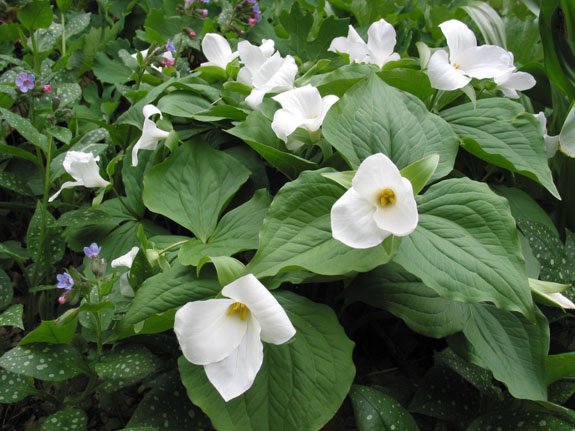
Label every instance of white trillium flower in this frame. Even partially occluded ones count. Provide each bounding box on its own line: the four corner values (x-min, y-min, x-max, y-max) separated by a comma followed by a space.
200, 33, 239, 70
331, 153, 418, 249
329, 18, 400, 68
174, 274, 296, 401
237, 40, 298, 109
48, 151, 110, 202
494, 70, 536, 98
130, 48, 167, 73
271, 85, 339, 146
534, 112, 560, 158
111, 247, 139, 297
427, 19, 515, 91
131, 104, 170, 167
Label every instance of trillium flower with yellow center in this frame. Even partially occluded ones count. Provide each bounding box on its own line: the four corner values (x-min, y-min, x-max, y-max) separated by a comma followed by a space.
329, 18, 400, 68
200, 33, 239, 70
427, 19, 515, 91
174, 274, 296, 401
131, 105, 170, 167
271, 85, 339, 149
331, 153, 418, 249
48, 151, 110, 202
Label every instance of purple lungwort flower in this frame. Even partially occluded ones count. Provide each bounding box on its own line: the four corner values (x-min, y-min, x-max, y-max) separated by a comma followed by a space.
83, 242, 101, 259
56, 272, 74, 290
252, 3, 261, 21
15, 72, 35, 93
166, 40, 176, 53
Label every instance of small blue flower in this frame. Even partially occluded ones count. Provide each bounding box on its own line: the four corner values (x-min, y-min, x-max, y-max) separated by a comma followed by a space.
56, 272, 74, 290
166, 40, 176, 53
15, 72, 35, 93
83, 242, 101, 259
252, 3, 261, 17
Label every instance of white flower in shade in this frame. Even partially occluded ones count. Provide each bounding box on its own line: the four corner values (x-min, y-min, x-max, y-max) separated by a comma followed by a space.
271, 85, 339, 144
331, 153, 418, 249
495, 70, 536, 98
534, 112, 560, 158
111, 247, 139, 297
131, 105, 170, 167
131, 49, 168, 73
427, 19, 515, 91
237, 40, 298, 109
175, 274, 296, 401
48, 151, 110, 202
200, 33, 239, 69
329, 18, 400, 68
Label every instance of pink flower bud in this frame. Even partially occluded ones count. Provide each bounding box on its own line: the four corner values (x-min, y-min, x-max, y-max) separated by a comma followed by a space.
58, 295, 67, 305
248, 17, 257, 26
161, 57, 175, 67
42, 84, 52, 94
189, 30, 197, 38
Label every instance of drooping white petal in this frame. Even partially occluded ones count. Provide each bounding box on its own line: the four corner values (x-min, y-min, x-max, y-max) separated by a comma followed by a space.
495, 71, 536, 98
427, 50, 471, 90
174, 299, 248, 365
366, 18, 399, 67
373, 177, 418, 236
222, 274, 296, 345
313, 94, 340, 131
329, 25, 367, 55
534, 112, 560, 158
245, 89, 267, 109
111, 246, 139, 268
63, 151, 110, 188
352, 153, 411, 202
272, 85, 323, 119
201, 33, 238, 69
48, 180, 82, 202
439, 19, 477, 63
119, 272, 135, 297
271, 108, 302, 142
547, 292, 575, 309
456, 45, 514, 79
331, 188, 389, 249
203, 316, 263, 401
131, 104, 170, 167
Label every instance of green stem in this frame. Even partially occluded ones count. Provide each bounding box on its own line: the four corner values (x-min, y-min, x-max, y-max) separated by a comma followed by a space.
29, 30, 41, 76
158, 240, 188, 255
60, 12, 66, 55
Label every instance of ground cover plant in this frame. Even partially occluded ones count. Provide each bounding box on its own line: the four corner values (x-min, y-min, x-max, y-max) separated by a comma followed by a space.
1, 0, 575, 429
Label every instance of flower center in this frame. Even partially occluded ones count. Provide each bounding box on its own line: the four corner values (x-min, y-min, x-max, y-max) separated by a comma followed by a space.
453, 63, 461, 69
379, 188, 396, 206
227, 302, 250, 320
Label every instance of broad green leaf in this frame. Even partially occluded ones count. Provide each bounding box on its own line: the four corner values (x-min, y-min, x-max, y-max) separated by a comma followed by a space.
468, 404, 575, 430
143, 143, 251, 242
0, 344, 85, 381
93, 52, 133, 85
56, 83, 82, 108
40, 408, 87, 431
0, 108, 48, 151
46, 126, 72, 145
56, 207, 111, 228
399, 153, 439, 195
27, 202, 65, 266
441, 99, 560, 199
0, 268, 13, 311
226, 110, 317, 179
547, 353, 575, 385
18, 1, 52, 30
124, 263, 220, 324
323, 74, 458, 181
394, 178, 534, 319
65, 12, 91, 38
463, 304, 548, 401
156, 92, 212, 118
0, 170, 33, 196
126, 372, 211, 430
95, 344, 159, 383
350, 385, 418, 431
179, 190, 271, 266
0, 369, 34, 404
349, 264, 468, 338
0, 143, 40, 166
0, 304, 23, 329
378, 67, 435, 102
19, 318, 77, 345
179, 291, 355, 431
246, 170, 394, 278
197, 256, 245, 287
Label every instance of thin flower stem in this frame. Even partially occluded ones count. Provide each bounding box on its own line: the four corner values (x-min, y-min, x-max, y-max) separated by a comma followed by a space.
60, 12, 66, 55
158, 240, 188, 255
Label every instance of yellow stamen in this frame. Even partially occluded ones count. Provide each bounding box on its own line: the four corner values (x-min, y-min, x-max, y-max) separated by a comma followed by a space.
453, 63, 461, 69
227, 302, 250, 320
379, 188, 396, 206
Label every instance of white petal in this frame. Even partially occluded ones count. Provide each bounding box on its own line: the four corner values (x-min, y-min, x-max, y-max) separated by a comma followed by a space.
252, 54, 297, 92
111, 246, 139, 268
366, 18, 398, 67
352, 153, 408, 202
545, 135, 560, 158
63, 151, 110, 188
174, 299, 247, 365
548, 292, 575, 309
331, 188, 389, 249
271, 108, 302, 142
237, 67, 253, 86
439, 19, 477, 62
238, 40, 268, 73
222, 274, 296, 345
48, 180, 82, 202
245, 89, 267, 109
272, 85, 322, 119
416, 41, 432, 69
457, 45, 514, 79
373, 177, 419, 236
201, 33, 237, 69
259, 39, 275, 57
534, 112, 548, 133
316, 94, 339, 129
203, 316, 263, 401
143, 104, 163, 120
329, 25, 366, 54
495, 71, 536, 94
427, 50, 471, 90
131, 107, 170, 167
119, 272, 135, 297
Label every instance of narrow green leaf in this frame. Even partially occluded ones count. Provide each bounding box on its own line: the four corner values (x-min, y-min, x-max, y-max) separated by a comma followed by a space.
0, 369, 34, 404
0, 269, 13, 311
0, 108, 48, 151
0, 304, 23, 329
40, 408, 87, 431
